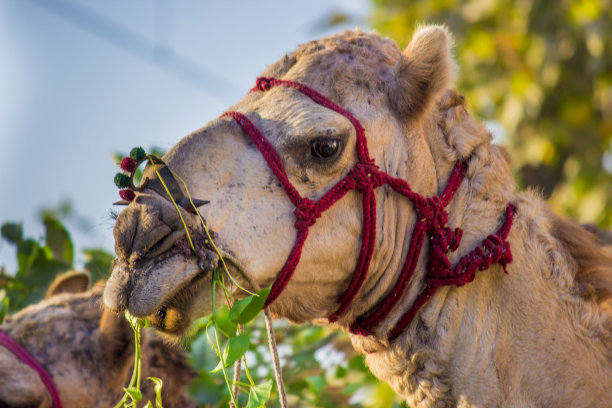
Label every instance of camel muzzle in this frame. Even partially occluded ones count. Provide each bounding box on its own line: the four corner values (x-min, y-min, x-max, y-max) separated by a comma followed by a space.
105, 159, 218, 316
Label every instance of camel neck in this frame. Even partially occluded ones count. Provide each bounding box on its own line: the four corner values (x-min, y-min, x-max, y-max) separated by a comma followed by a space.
358, 195, 612, 406
350, 113, 517, 344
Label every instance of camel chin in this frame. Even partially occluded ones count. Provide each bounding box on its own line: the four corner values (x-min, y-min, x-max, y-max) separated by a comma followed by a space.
104, 247, 220, 338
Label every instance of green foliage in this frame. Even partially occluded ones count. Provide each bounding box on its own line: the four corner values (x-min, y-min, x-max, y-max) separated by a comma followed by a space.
43, 215, 74, 264
371, 0, 612, 226
210, 334, 250, 372
0, 215, 115, 313
0, 290, 9, 324
246, 380, 273, 408
83, 248, 116, 283
115, 313, 167, 408
1, 218, 72, 310
147, 377, 164, 408
230, 288, 271, 324
187, 316, 403, 407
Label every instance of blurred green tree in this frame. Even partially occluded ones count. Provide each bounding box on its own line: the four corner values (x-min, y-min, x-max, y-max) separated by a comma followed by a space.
0, 216, 114, 314
371, 0, 612, 226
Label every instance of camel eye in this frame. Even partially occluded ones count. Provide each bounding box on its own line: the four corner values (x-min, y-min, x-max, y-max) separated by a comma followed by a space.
310, 137, 341, 160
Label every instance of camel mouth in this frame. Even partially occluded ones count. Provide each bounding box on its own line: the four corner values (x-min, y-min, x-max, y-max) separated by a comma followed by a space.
104, 236, 220, 323
145, 270, 210, 336
143, 248, 253, 337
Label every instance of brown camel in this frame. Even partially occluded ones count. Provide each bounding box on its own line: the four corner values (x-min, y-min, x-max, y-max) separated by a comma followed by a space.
104, 26, 612, 407
0, 271, 198, 408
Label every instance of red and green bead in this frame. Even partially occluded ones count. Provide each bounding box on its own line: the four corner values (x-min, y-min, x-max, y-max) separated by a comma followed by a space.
114, 146, 147, 202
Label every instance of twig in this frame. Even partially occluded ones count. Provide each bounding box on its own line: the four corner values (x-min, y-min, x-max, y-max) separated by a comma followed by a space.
264, 309, 287, 408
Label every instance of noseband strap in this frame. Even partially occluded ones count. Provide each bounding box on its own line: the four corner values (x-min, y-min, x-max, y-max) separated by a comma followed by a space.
0, 329, 63, 407
222, 77, 515, 341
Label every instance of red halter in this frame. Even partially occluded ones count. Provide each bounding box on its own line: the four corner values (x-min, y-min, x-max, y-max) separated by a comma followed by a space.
222, 77, 515, 341
0, 329, 63, 407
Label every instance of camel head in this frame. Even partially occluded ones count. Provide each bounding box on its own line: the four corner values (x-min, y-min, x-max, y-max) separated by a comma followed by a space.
105, 26, 460, 337
0, 272, 197, 408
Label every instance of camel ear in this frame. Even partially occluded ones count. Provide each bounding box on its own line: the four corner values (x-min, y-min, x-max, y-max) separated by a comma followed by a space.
388, 25, 455, 120
45, 270, 91, 298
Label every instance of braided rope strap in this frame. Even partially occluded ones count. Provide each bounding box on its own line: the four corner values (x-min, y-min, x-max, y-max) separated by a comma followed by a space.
0, 329, 63, 407
222, 77, 515, 342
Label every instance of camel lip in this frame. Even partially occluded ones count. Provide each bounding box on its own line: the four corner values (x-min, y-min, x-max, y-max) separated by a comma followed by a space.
144, 270, 209, 336
122, 245, 219, 318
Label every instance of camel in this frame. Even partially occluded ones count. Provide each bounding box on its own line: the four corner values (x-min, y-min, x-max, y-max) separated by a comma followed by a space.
0, 271, 198, 408
104, 26, 612, 407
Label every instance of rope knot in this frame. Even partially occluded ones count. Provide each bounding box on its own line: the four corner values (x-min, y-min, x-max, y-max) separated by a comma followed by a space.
415, 197, 449, 230
294, 198, 321, 230
253, 77, 274, 92
420, 196, 464, 279
349, 161, 382, 191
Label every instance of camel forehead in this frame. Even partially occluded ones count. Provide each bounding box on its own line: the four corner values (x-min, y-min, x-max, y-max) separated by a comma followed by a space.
228, 30, 403, 145
262, 30, 401, 104
293, 29, 400, 65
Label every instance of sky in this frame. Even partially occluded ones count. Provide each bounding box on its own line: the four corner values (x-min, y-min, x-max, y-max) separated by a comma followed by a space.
0, 0, 371, 271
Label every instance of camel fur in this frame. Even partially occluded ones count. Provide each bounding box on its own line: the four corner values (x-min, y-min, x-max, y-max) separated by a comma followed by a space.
104, 26, 612, 407
0, 271, 197, 408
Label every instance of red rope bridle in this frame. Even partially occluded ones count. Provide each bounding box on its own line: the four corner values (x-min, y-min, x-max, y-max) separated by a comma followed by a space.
0, 329, 63, 407
222, 77, 515, 342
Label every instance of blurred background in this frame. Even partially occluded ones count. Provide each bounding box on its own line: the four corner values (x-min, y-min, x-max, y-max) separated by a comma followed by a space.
1, 1, 611, 407
0, 0, 372, 269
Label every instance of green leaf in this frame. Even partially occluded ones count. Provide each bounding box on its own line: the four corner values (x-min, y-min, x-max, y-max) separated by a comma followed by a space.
229, 288, 270, 324
0, 290, 9, 324
43, 216, 73, 264
144, 402, 154, 408
245, 379, 273, 408
147, 377, 164, 408
82, 248, 115, 282
306, 375, 326, 395
342, 382, 362, 395
212, 305, 236, 337
189, 328, 212, 372
211, 334, 250, 372
16, 239, 39, 278
123, 387, 142, 402
335, 365, 347, 378
1, 222, 22, 245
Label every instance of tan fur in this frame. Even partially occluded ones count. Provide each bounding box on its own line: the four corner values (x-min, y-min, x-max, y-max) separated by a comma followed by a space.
552, 216, 612, 303
0, 274, 197, 408
105, 26, 612, 406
